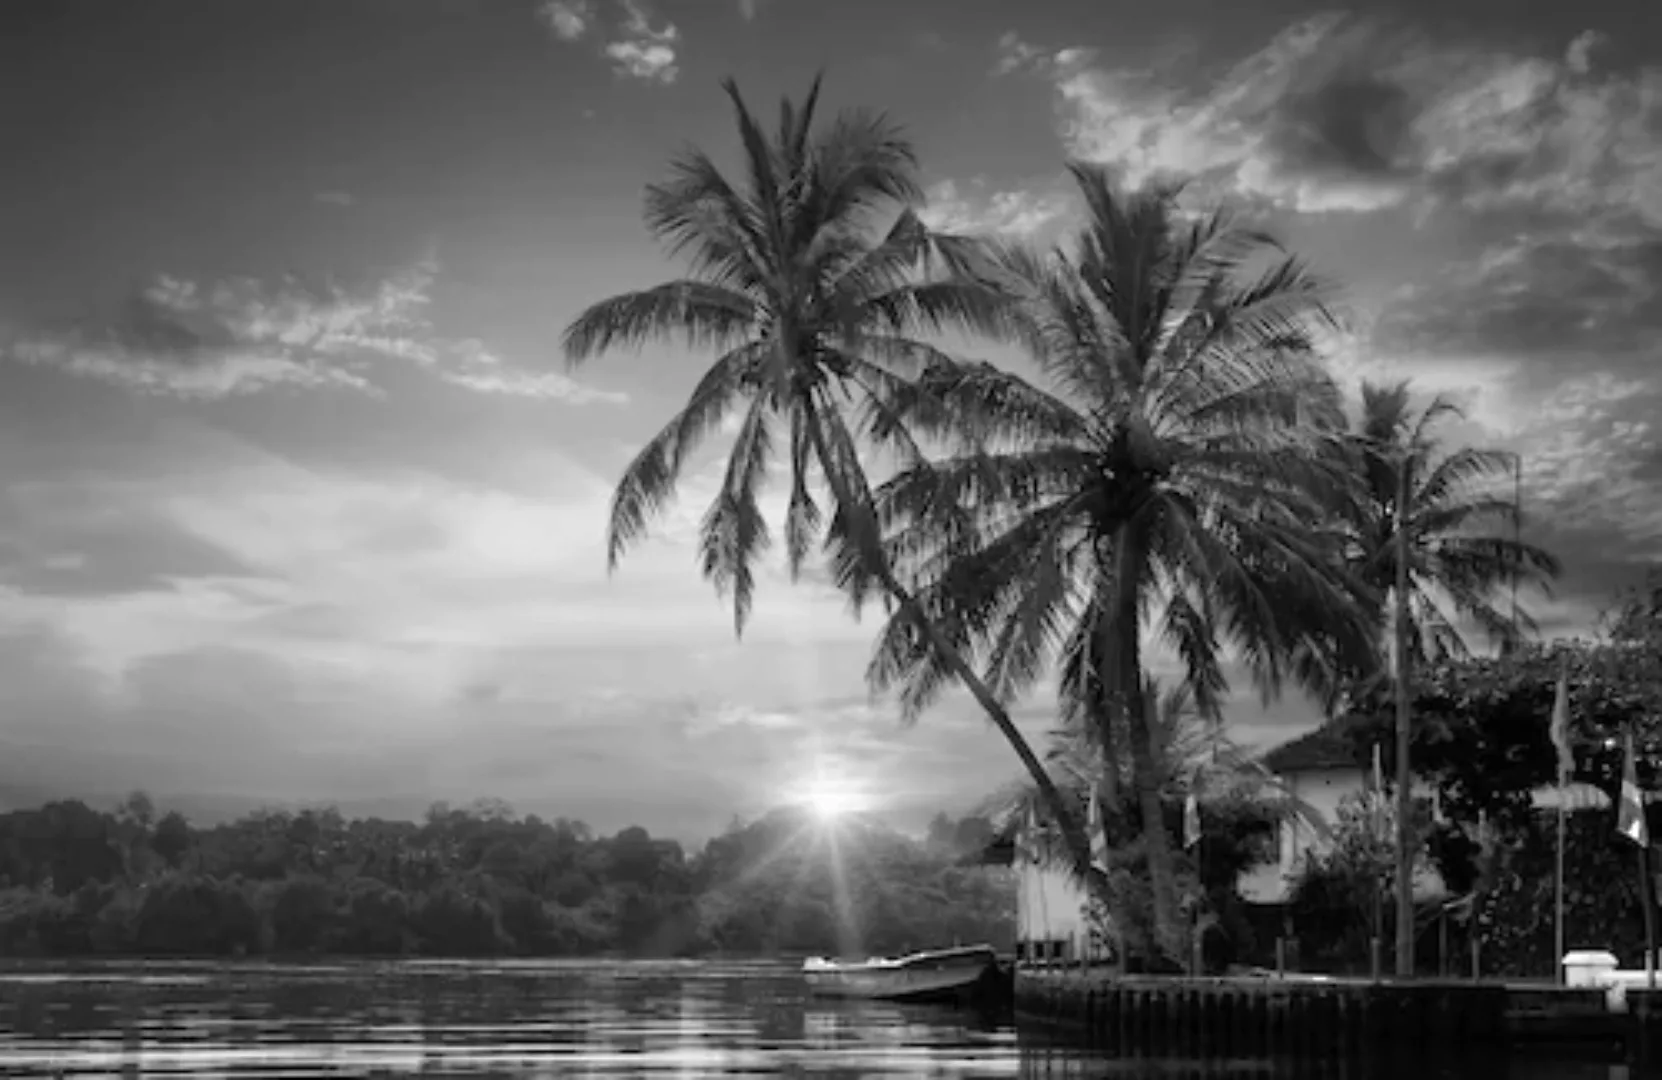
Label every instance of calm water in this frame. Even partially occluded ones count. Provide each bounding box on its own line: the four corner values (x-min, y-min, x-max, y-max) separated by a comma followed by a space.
0, 960, 1637, 1079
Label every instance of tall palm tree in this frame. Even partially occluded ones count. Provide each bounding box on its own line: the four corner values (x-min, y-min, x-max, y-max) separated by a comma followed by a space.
559, 78, 1102, 884
866, 163, 1375, 958
1308, 381, 1562, 711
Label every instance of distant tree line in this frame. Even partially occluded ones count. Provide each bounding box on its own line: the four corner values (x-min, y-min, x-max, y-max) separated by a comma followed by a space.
0, 795, 1014, 959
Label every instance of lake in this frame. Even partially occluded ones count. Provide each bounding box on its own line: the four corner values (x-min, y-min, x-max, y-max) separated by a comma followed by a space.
0, 959, 1638, 1078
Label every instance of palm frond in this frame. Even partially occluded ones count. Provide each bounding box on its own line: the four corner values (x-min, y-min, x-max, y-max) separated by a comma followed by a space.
605, 343, 763, 567
698, 395, 775, 635
562, 281, 757, 363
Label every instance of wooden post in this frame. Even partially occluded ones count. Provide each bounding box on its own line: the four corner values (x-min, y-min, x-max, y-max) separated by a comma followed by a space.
1470, 934, 1481, 980
1275, 937, 1286, 977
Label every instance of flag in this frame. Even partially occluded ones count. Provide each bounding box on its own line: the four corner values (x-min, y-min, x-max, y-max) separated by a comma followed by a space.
1087, 783, 1111, 873
1183, 772, 1202, 851
1549, 663, 1574, 784
1617, 731, 1649, 847
1371, 743, 1392, 843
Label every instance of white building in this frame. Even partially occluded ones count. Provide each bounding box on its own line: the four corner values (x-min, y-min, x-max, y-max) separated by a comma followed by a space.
1014, 860, 1095, 962
1237, 721, 1448, 904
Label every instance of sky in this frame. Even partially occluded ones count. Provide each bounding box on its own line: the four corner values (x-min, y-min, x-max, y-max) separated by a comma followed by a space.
1, 0, 1658, 842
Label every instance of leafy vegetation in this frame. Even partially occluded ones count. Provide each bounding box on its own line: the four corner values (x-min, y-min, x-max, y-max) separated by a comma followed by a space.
1288, 579, 1662, 975
0, 794, 1014, 959
1284, 794, 1445, 974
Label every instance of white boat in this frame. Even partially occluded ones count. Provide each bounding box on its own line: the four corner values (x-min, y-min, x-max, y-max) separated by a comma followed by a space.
801, 944, 1000, 1001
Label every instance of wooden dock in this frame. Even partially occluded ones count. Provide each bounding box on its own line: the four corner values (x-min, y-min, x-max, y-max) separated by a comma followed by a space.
1013, 969, 1662, 1068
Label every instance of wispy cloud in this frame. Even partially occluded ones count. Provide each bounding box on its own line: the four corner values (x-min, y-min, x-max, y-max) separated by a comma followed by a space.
536, 0, 593, 42
918, 179, 1070, 237
603, 0, 678, 84
1042, 17, 1661, 222
440, 340, 628, 404
2, 260, 625, 405
313, 191, 355, 208
991, 31, 1047, 77
1373, 226, 1662, 369
540, 0, 679, 85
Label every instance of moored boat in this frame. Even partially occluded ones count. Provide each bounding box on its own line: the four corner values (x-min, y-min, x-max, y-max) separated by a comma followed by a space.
801, 944, 1000, 1002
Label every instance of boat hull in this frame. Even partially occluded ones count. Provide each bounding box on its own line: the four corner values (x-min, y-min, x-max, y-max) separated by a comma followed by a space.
802, 946, 999, 1002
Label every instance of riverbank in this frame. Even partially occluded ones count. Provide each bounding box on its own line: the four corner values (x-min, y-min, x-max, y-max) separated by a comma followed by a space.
1013, 969, 1662, 1068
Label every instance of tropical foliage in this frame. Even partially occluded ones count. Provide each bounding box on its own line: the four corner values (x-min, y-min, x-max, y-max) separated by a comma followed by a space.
0, 795, 1013, 959
1284, 793, 1447, 975
569, 78, 1572, 965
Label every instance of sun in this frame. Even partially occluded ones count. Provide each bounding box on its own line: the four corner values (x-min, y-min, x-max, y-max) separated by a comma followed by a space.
798, 779, 864, 822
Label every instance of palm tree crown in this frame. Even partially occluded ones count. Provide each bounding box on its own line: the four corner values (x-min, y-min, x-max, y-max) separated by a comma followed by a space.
562, 76, 1013, 633
1324, 381, 1562, 704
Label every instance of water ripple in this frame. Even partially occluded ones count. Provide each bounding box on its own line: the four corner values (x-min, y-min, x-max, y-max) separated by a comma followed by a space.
0, 960, 1632, 1078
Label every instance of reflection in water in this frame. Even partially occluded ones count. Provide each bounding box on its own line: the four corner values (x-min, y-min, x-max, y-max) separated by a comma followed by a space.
0, 960, 1637, 1078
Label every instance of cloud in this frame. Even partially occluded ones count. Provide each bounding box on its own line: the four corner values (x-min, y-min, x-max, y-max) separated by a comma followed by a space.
603, 0, 678, 84
438, 340, 629, 404
2, 260, 624, 405
536, 0, 593, 42
1373, 227, 1662, 365
737, 0, 764, 20
1046, 16, 1662, 222
0, 420, 1022, 837
542, 0, 679, 86
918, 179, 1070, 237
313, 191, 355, 208
992, 31, 1046, 77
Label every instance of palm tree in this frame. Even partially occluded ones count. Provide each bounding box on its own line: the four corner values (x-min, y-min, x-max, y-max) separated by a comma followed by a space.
866, 163, 1375, 958
1311, 381, 1562, 710
559, 78, 1102, 884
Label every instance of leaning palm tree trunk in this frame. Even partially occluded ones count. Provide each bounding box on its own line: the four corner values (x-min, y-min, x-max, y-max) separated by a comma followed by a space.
805, 415, 1102, 887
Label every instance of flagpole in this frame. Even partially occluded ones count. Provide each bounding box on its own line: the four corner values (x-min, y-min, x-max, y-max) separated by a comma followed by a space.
1393, 455, 1415, 979
1510, 454, 1521, 639
1642, 725, 1658, 990
1621, 727, 1656, 988
1554, 784, 1567, 982
1552, 659, 1569, 984
1643, 837, 1657, 991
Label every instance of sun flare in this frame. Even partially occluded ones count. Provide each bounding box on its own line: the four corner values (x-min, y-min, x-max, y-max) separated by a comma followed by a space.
798, 779, 863, 822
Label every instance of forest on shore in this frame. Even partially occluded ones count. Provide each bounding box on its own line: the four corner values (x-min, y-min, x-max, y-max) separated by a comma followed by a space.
0, 795, 1014, 960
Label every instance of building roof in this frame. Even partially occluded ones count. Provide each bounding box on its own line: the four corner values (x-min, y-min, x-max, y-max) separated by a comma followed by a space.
1259, 719, 1368, 775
